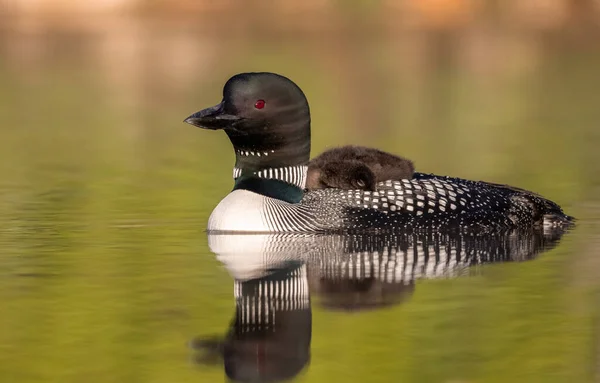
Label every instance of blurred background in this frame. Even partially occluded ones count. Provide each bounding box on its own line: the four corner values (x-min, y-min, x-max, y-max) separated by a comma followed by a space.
0, 1, 599, 382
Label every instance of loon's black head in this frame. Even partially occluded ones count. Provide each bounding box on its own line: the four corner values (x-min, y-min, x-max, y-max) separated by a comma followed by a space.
185, 72, 311, 172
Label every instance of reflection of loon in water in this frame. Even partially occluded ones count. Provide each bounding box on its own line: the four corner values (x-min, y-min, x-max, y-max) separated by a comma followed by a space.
191, 263, 311, 382
191, 227, 570, 382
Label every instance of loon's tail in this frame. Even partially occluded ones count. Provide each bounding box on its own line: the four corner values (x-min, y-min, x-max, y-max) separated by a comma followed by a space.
504, 187, 574, 228
473, 179, 575, 228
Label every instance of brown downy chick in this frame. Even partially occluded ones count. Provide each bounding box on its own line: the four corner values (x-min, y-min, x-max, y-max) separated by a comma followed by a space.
306, 145, 414, 191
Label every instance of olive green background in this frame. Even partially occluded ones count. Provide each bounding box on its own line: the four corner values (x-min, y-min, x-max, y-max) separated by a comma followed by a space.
1, 8, 599, 382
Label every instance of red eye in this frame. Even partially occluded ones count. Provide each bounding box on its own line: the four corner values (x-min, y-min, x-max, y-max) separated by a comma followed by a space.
254, 100, 266, 109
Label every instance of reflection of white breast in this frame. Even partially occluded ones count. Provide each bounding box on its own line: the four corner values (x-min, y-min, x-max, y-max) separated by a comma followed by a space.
207, 190, 271, 232
208, 233, 312, 280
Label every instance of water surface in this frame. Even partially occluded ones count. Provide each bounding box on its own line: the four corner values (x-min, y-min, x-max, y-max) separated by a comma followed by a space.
0, 17, 599, 383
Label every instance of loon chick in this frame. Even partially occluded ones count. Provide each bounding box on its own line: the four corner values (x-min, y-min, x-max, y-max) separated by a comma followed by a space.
307, 159, 376, 191
184, 72, 573, 233
306, 145, 414, 191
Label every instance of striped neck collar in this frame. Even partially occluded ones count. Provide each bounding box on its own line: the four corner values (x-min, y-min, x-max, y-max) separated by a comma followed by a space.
233, 165, 308, 189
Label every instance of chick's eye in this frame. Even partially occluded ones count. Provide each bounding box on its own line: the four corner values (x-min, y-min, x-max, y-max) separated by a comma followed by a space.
254, 100, 266, 109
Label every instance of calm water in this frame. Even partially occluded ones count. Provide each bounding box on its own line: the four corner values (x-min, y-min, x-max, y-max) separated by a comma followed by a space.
0, 19, 599, 382
194, 230, 574, 381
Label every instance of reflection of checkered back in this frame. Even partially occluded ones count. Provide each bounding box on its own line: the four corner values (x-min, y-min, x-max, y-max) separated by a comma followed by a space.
307, 230, 565, 310
311, 230, 561, 282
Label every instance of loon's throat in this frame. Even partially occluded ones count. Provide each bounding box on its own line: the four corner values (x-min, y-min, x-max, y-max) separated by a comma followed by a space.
231, 164, 307, 203
233, 175, 304, 203
233, 165, 308, 190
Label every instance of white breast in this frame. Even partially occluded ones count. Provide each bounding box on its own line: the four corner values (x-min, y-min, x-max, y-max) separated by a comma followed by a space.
207, 190, 271, 232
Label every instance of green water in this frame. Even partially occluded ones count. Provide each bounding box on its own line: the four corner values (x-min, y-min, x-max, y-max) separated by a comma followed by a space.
0, 25, 599, 382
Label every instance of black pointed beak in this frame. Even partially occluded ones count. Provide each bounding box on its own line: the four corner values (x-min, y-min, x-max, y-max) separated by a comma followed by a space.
183, 101, 241, 130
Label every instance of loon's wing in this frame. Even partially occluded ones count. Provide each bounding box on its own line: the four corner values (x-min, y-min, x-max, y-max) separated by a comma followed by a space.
413, 172, 542, 198
411, 172, 574, 224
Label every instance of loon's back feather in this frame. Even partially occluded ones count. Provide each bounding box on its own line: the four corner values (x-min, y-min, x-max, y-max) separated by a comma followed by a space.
413, 173, 573, 224
299, 173, 573, 233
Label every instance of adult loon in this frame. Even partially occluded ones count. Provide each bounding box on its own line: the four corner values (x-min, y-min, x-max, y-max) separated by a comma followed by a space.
184, 72, 573, 233
306, 145, 414, 191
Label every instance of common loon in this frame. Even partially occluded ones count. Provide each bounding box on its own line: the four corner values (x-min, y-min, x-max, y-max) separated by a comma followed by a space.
184, 72, 573, 233
306, 145, 415, 191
